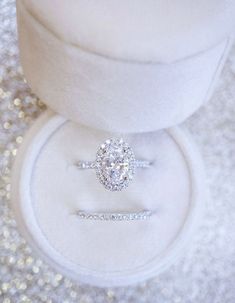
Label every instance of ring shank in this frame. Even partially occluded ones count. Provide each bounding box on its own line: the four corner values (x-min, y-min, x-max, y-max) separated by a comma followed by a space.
75, 161, 96, 169
76, 160, 151, 169
75, 210, 152, 221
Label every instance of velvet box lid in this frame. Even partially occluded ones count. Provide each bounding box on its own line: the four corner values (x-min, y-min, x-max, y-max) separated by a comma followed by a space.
17, 0, 234, 132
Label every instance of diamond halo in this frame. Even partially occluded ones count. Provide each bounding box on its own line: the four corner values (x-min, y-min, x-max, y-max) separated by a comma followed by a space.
95, 138, 136, 191
76, 138, 151, 191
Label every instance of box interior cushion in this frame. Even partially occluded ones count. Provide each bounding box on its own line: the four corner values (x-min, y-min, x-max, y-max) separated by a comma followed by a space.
11, 111, 205, 286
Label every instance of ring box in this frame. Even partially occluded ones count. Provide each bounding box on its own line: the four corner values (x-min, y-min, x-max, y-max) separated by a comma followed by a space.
11, 0, 235, 286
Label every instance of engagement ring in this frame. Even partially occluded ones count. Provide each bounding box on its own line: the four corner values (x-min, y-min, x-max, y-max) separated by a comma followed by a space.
76, 138, 151, 191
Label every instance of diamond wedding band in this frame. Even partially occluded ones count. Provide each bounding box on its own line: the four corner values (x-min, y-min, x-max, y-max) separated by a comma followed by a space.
76, 210, 152, 221
76, 138, 151, 191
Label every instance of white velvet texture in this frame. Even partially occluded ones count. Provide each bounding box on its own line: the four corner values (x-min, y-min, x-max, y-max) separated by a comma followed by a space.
17, 0, 233, 133
21, 0, 235, 62
11, 111, 204, 286
14, 0, 230, 287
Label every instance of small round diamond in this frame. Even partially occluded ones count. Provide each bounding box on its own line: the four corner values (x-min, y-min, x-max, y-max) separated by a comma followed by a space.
95, 138, 136, 191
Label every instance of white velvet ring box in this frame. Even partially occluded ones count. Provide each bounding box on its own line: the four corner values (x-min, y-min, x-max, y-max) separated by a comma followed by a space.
11, 0, 235, 287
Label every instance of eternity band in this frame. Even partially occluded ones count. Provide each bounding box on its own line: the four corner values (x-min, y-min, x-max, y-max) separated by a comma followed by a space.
76, 210, 152, 221
75, 138, 152, 191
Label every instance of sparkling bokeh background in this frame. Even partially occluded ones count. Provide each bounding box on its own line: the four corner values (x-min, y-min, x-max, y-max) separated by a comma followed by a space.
0, 1, 235, 302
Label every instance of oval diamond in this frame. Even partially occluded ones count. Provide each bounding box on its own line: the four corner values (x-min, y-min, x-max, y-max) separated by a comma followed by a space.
95, 138, 136, 191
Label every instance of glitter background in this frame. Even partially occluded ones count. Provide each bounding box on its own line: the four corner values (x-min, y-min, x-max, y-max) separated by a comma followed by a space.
0, 1, 235, 302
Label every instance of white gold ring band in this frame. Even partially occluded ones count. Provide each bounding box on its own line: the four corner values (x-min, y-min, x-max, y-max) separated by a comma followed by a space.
76, 210, 152, 221
76, 159, 151, 170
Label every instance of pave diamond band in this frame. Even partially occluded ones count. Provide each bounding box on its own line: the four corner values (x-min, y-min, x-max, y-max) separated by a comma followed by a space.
75, 138, 152, 191
76, 210, 152, 221
76, 159, 151, 170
